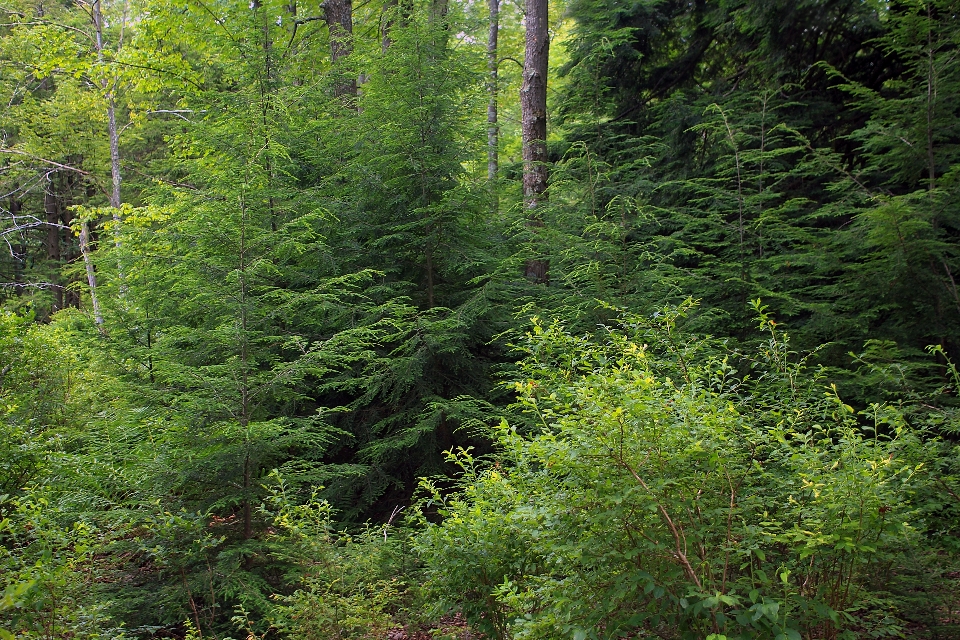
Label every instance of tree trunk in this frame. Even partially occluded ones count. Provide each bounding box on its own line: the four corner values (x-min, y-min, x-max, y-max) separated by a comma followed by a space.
44, 176, 63, 311
487, 0, 499, 186
429, 0, 449, 27
76, 0, 113, 330
60, 171, 81, 309
44, 180, 60, 264
9, 198, 24, 293
92, 0, 122, 215
381, 0, 396, 52
243, 450, 253, 540
107, 101, 122, 211
78, 220, 104, 329
323, 0, 356, 97
521, 0, 549, 283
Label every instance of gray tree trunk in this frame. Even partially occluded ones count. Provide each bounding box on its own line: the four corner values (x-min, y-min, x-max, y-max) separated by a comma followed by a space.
487, 0, 499, 185
323, 0, 356, 97
521, 0, 548, 283
92, 0, 122, 213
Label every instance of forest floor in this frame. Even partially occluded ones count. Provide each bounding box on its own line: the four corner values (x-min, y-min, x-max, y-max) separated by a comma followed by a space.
387, 613, 483, 640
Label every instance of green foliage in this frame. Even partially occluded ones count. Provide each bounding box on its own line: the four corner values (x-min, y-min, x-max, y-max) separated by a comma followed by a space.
0, 496, 122, 640
2, 0, 960, 637
417, 303, 947, 639
252, 474, 411, 640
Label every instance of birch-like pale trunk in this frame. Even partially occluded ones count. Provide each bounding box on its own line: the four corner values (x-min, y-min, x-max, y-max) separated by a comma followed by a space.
84, 0, 127, 329
78, 221, 104, 327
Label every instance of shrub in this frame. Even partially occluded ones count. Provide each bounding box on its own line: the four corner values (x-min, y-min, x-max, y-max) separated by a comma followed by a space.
417, 302, 930, 639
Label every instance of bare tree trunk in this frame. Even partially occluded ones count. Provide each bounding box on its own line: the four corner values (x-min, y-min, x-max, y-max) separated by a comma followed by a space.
60, 171, 81, 308
68, 0, 117, 330
521, 0, 549, 283
43, 180, 60, 264
9, 198, 24, 292
44, 175, 63, 311
323, 0, 356, 97
107, 103, 121, 211
78, 221, 103, 328
487, 0, 499, 186
93, 0, 122, 215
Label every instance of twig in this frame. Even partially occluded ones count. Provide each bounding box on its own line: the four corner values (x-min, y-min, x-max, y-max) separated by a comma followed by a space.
619, 458, 702, 589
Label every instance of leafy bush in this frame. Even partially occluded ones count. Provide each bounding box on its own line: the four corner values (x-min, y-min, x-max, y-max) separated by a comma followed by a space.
252, 474, 412, 640
417, 302, 941, 639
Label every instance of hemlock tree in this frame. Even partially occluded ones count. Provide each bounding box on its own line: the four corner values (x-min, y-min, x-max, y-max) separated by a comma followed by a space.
827, 0, 960, 363
297, 8, 505, 516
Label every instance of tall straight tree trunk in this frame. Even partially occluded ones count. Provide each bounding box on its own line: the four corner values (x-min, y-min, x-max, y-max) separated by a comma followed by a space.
487, 0, 499, 187
77, 0, 120, 330
60, 170, 81, 309
44, 176, 63, 311
521, 0, 549, 284
78, 221, 103, 328
92, 0, 122, 214
380, 0, 412, 52
429, 0, 448, 26
9, 198, 24, 293
323, 0, 356, 97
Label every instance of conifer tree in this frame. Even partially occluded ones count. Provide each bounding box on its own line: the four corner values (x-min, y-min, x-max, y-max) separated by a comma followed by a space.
828, 0, 960, 361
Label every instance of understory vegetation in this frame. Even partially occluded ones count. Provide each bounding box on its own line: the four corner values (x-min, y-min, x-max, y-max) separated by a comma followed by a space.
1, 0, 959, 637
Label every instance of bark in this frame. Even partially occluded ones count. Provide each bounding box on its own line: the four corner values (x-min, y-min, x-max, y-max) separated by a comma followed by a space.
243, 451, 253, 539
76, 180, 103, 330
92, 0, 122, 214
429, 0, 449, 26
107, 102, 121, 210
521, 0, 549, 283
9, 198, 24, 292
44, 176, 63, 310
85, 0, 118, 329
521, 0, 548, 206
43, 180, 60, 264
78, 220, 103, 329
487, 0, 499, 185
60, 171, 81, 308
926, 0, 937, 194
323, 0, 356, 96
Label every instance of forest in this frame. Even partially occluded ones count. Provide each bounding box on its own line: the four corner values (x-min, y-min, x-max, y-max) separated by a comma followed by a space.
1, 0, 959, 637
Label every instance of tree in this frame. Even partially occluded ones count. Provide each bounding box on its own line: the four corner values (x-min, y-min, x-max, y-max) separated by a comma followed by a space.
323, 0, 357, 97
417, 306, 933, 639
521, 0, 549, 283
828, 0, 960, 362
487, 0, 499, 186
